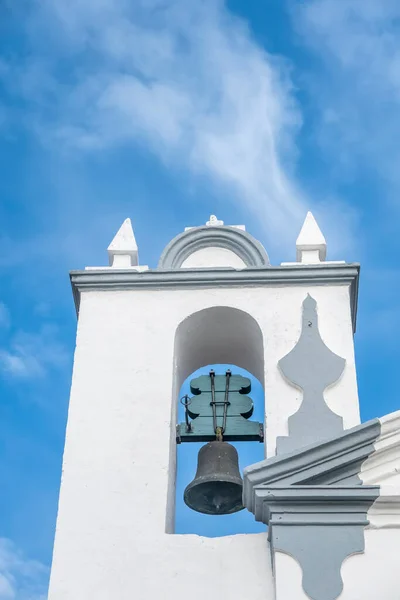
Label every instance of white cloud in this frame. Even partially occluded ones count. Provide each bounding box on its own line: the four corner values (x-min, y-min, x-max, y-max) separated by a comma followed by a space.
0, 0, 365, 258
0, 326, 69, 379
293, 0, 400, 189
0, 538, 48, 600
1, 0, 316, 249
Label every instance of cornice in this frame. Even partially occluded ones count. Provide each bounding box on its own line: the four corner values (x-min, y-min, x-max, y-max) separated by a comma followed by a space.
70, 263, 360, 329
244, 418, 380, 514
243, 420, 381, 600
260, 484, 379, 600
256, 485, 379, 526
367, 486, 400, 529
361, 410, 400, 485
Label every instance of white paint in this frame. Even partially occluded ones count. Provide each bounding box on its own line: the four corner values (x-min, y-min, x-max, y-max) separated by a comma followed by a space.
360, 410, 400, 529
339, 529, 400, 599
85, 265, 149, 271
281, 260, 346, 266
49, 530, 273, 599
296, 211, 327, 263
107, 218, 138, 267
185, 221, 246, 232
274, 553, 309, 600
367, 485, 400, 529
206, 214, 224, 227
297, 248, 321, 264
49, 218, 365, 599
180, 247, 247, 269
173, 305, 264, 393
361, 411, 400, 486
48, 276, 360, 598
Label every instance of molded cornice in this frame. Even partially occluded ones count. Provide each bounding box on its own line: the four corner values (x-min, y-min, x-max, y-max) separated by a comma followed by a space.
361, 410, 400, 485
265, 485, 379, 600
367, 486, 400, 529
244, 418, 380, 515
70, 263, 360, 330
243, 419, 381, 600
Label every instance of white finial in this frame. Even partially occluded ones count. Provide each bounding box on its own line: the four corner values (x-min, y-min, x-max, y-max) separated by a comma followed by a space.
206, 215, 224, 227
107, 218, 139, 268
296, 212, 327, 263
184, 215, 245, 231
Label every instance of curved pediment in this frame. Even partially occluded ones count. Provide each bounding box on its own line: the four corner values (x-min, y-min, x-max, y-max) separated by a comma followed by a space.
158, 225, 270, 270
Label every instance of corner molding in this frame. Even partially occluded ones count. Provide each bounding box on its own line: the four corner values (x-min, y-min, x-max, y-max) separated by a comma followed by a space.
360, 411, 400, 529
360, 410, 400, 485
158, 226, 270, 269
276, 295, 346, 454
70, 264, 360, 331
244, 418, 381, 516
266, 486, 379, 600
367, 487, 400, 529
243, 419, 382, 600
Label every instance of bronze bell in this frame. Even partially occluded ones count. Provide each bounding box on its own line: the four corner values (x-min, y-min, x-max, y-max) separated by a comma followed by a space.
184, 441, 244, 515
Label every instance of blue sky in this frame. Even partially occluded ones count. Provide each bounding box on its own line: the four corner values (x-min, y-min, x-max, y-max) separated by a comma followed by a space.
1, 0, 400, 597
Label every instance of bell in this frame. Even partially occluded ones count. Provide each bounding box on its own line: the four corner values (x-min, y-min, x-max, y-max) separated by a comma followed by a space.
184, 441, 244, 515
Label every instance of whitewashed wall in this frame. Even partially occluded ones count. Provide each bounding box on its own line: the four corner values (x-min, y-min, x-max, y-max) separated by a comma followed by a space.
181, 246, 247, 268
48, 279, 358, 599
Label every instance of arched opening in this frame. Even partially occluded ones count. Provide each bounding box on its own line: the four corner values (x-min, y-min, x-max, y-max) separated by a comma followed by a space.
174, 306, 265, 392
169, 307, 265, 537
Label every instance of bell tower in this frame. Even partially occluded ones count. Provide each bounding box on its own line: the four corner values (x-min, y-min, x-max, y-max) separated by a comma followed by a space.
48, 213, 363, 600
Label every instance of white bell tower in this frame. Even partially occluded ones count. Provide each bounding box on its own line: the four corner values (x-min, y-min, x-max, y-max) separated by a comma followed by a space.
48, 214, 363, 600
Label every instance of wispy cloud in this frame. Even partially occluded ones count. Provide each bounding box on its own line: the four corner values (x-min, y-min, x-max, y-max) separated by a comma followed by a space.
0, 538, 48, 600
293, 0, 400, 191
1, 0, 332, 250
0, 326, 69, 380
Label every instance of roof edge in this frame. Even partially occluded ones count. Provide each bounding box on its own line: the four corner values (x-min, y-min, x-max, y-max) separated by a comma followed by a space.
70, 263, 360, 330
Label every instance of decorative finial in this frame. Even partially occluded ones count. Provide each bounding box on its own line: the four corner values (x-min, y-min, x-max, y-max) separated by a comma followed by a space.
296, 211, 327, 263
206, 215, 224, 227
107, 218, 139, 268
276, 294, 345, 454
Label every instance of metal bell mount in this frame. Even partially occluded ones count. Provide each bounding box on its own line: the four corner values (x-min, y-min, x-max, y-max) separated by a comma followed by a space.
179, 370, 263, 515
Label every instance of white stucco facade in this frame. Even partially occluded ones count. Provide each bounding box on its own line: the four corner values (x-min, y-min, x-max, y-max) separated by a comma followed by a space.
48, 288, 358, 596
181, 246, 247, 268
48, 216, 400, 600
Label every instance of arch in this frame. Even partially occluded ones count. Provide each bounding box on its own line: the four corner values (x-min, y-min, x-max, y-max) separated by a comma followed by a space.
166, 305, 265, 533
158, 226, 270, 270
169, 305, 265, 535
173, 306, 265, 393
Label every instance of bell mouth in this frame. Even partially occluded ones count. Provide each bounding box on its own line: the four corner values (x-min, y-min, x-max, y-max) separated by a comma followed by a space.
184, 477, 244, 515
